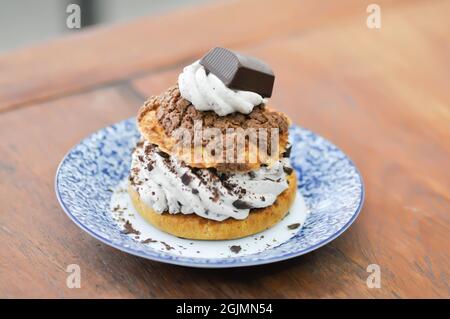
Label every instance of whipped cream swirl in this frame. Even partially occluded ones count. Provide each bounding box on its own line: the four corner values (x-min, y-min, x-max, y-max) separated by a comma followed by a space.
129, 140, 291, 221
178, 61, 265, 116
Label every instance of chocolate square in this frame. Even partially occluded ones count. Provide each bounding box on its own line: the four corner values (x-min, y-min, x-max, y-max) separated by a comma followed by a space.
199, 47, 275, 97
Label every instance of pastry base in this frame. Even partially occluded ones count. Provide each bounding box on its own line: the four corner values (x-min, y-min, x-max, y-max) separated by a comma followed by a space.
128, 172, 297, 240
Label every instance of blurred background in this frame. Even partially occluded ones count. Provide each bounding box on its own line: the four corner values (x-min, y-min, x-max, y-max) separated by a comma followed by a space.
0, 0, 211, 53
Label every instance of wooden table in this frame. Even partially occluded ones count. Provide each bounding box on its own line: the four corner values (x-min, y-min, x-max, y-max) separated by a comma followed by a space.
0, 0, 448, 298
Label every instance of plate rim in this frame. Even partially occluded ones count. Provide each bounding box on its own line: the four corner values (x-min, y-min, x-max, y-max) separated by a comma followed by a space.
55, 119, 365, 268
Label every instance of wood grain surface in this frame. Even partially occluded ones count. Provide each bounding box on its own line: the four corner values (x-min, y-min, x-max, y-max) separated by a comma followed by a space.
0, 0, 448, 298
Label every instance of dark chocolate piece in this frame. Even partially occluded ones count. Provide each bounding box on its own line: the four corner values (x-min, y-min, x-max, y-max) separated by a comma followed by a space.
157, 150, 170, 159
282, 145, 292, 158
287, 223, 301, 230
181, 172, 192, 185
230, 245, 242, 254
283, 166, 293, 175
199, 47, 275, 97
232, 199, 253, 209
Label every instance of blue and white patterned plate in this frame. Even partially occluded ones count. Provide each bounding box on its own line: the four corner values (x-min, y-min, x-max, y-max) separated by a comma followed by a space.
55, 118, 364, 268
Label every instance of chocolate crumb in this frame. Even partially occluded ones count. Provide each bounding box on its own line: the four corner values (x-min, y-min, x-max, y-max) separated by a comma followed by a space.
122, 221, 140, 235
144, 144, 153, 156
248, 171, 256, 178
288, 223, 301, 230
210, 188, 220, 202
160, 241, 174, 251
136, 140, 144, 148
230, 245, 242, 254
192, 188, 199, 194
141, 238, 157, 244
221, 177, 238, 191
147, 162, 154, 171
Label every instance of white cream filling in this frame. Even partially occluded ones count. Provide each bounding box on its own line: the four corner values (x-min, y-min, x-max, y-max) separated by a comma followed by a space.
130, 140, 291, 221
178, 61, 265, 116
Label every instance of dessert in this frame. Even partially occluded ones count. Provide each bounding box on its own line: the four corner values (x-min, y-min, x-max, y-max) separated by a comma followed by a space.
129, 47, 296, 240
